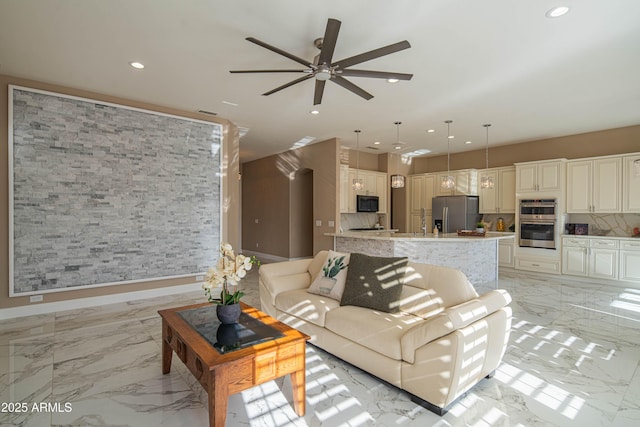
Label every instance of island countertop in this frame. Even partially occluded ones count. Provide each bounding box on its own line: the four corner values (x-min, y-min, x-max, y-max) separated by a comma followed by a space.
326, 231, 515, 242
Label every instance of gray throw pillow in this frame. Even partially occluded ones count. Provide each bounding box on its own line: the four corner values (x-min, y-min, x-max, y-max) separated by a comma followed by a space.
340, 253, 408, 313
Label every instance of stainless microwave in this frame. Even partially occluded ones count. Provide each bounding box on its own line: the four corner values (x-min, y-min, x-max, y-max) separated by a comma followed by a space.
356, 195, 379, 212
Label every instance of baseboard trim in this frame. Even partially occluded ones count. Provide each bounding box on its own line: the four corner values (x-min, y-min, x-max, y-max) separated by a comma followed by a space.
0, 282, 202, 320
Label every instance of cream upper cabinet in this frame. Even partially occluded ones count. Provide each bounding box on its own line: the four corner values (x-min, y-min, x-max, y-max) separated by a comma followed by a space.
344, 168, 388, 214
478, 167, 515, 214
623, 154, 640, 212
435, 169, 477, 197
407, 174, 435, 233
516, 160, 563, 193
567, 157, 621, 213
375, 173, 387, 214
339, 165, 350, 213
499, 167, 516, 213
409, 175, 425, 214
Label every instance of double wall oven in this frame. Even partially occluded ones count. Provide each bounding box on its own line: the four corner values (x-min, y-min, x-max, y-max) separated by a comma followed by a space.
519, 199, 557, 249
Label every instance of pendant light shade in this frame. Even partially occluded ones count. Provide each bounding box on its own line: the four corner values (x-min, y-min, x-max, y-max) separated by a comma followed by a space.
480, 123, 494, 189
391, 121, 405, 188
352, 130, 364, 191
440, 120, 455, 190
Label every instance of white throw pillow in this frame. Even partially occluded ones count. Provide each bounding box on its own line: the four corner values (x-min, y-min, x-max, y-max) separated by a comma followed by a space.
307, 250, 350, 301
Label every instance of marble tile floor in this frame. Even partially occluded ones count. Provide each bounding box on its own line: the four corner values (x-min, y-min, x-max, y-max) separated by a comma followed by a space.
1, 268, 640, 426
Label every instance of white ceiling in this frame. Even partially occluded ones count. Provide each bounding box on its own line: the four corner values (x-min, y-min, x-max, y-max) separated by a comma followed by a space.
1, 0, 639, 162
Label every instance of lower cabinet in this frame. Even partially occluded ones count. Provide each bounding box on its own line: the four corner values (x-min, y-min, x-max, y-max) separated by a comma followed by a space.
562, 237, 621, 281
498, 237, 515, 268
620, 240, 640, 282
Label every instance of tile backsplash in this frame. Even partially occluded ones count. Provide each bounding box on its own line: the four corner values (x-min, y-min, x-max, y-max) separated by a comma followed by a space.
566, 213, 640, 237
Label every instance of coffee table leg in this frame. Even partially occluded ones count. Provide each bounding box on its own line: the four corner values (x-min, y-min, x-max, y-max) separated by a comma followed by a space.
210, 372, 229, 427
161, 322, 172, 374
290, 346, 306, 416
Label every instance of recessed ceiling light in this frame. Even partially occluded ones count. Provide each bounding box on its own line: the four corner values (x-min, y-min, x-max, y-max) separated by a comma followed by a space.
546, 6, 569, 18
465, 141, 472, 145
395, 145, 402, 150
427, 129, 435, 133
222, 100, 239, 107
448, 135, 455, 139
129, 61, 144, 69
387, 78, 399, 83
310, 110, 320, 115
373, 141, 381, 145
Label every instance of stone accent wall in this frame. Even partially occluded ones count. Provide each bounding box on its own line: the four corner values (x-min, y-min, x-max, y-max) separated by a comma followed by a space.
10, 87, 221, 295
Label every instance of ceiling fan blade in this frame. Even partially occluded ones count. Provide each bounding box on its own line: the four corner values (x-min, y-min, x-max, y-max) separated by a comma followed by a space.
230, 69, 309, 73
314, 80, 326, 105
317, 18, 341, 65
331, 76, 373, 100
246, 37, 313, 67
333, 40, 411, 69
338, 69, 413, 80
262, 74, 314, 96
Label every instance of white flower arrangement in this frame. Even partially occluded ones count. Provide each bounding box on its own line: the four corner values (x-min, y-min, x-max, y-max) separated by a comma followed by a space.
203, 242, 259, 305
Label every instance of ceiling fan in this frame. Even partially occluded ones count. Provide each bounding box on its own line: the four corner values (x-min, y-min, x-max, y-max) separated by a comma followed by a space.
230, 18, 413, 105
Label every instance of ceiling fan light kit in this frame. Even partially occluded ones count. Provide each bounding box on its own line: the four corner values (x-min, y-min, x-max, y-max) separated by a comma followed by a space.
230, 18, 413, 105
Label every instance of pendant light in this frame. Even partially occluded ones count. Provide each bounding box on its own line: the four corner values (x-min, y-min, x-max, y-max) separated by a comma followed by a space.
440, 120, 455, 190
391, 121, 405, 189
352, 130, 364, 191
480, 123, 494, 189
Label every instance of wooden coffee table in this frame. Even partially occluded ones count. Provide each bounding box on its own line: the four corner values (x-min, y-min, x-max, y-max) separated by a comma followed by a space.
158, 302, 309, 427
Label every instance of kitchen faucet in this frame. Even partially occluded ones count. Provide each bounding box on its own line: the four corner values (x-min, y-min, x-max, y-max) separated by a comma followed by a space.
421, 208, 428, 236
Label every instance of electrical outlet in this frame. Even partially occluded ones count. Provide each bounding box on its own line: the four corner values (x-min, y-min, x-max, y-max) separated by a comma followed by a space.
328, 220, 335, 227
196, 275, 204, 281
255, 218, 259, 224
316, 220, 322, 227
30, 295, 43, 303
256, 243, 259, 248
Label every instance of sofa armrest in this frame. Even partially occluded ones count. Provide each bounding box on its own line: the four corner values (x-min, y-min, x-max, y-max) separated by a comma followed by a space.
401, 289, 511, 363
258, 258, 314, 302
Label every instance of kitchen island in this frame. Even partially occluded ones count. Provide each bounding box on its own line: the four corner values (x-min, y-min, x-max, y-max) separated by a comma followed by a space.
326, 231, 515, 285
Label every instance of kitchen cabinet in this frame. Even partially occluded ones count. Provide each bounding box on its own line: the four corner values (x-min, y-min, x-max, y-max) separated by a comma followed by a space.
342, 167, 388, 214
620, 239, 640, 282
376, 173, 387, 214
516, 160, 564, 193
623, 154, 640, 212
566, 157, 622, 213
339, 165, 350, 213
562, 237, 619, 280
479, 166, 516, 214
407, 174, 435, 233
435, 169, 478, 197
498, 236, 515, 268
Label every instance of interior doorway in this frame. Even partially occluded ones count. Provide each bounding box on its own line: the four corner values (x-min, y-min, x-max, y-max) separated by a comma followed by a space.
289, 168, 313, 258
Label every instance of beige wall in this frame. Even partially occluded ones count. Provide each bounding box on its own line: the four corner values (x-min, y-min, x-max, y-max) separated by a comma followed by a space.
412, 124, 640, 173
0, 74, 240, 310
242, 138, 339, 258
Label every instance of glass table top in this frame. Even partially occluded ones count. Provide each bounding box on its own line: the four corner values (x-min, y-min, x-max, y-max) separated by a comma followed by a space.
177, 305, 284, 354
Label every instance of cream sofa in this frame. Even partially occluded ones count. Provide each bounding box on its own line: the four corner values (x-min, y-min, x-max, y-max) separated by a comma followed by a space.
258, 251, 512, 415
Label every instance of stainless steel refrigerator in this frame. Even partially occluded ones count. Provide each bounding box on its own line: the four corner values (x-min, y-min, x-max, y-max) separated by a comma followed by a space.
432, 195, 480, 233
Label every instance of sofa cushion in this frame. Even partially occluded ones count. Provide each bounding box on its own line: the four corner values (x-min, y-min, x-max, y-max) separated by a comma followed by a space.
275, 289, 340, 327
308, 250, 350, 301
403, 262, 478, 311
325, 305, 422, 360
340, 253, 408, 313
